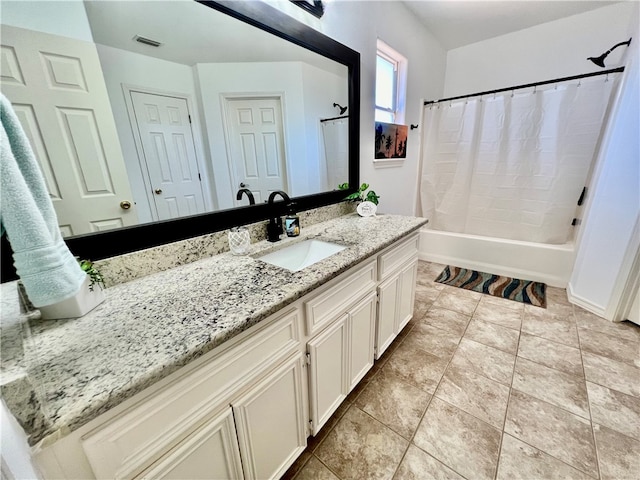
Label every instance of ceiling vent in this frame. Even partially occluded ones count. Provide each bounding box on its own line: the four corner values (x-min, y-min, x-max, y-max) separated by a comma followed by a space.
133, 35, 162, 47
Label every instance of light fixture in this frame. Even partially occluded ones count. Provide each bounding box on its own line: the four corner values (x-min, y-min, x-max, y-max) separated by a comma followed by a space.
133, 35, 162, 47
333, 102, 347, 115
588, 38, 632, 68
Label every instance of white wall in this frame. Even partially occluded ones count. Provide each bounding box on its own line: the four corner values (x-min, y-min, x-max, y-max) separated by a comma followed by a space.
443, 2, 636, 97
96, 44, 212, 222
301, 62, 349, 191
442, 0, 640, 320
269, 0, 447, 215
194, 61, 346, 208
568, 37, 639, 319
436, 1, 639, 315
1, 0, 93, 42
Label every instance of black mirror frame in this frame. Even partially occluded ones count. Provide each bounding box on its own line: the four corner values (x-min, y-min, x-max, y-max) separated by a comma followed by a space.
1, 0, 360, 282
290, 1, 325, 18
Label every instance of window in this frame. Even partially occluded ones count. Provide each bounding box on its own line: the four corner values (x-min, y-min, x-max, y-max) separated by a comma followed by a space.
375, 40, 407, 124
376, 52, 397, 122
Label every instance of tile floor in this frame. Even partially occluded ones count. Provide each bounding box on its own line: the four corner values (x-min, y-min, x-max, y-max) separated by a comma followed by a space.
282, 261, 640, 480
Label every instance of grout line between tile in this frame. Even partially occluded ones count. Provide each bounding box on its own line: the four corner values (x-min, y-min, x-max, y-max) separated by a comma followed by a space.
503, 389, 601, 480
312, 453, 342, 480
399, 303, 474, 480
493, 315, 522, 479
579, 325, 603, 480
288, 453, 312, 480
303, 265, 637, 480
417, 266, 637, 480
578, 349, 640, 399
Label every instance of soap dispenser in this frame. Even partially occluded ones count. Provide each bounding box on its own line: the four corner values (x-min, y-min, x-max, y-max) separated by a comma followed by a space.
284, 203, 300, 237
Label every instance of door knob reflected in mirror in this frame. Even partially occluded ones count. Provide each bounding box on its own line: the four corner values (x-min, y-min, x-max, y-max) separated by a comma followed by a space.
154, 189, 163, 195
120, 200, 132, 210
239, 182, 249, 188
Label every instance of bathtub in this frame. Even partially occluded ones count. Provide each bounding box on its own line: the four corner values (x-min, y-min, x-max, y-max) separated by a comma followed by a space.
418, 228, 575, 288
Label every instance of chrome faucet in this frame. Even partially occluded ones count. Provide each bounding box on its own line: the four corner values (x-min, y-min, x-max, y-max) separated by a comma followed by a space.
266, 190, 291, 242
236, 188, 255, 205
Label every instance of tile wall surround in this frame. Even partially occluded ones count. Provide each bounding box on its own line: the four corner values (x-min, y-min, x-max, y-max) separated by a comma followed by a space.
283, 260, 640, 480
96, 202, 356, 287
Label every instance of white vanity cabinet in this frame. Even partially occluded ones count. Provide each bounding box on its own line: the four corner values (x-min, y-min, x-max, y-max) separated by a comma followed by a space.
304, 259, 377, 435
79, 309, 304, 480
306, 291, 377, 435
30, 232, 421, 480
375, 233, 419, 359
136, 408, 243, 479
137, 353, 307, 480
231, 353, 307, 480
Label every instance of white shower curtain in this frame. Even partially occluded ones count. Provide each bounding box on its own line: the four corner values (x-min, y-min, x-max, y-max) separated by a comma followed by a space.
321, 118, 349, 190
420, 74, 618, 244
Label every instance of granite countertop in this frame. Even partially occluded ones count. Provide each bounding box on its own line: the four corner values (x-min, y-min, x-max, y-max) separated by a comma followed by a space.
0, 213, 426, 447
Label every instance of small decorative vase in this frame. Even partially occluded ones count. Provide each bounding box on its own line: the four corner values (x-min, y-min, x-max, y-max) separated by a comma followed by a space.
228, 226, 251, 255
38, 275, 105, 320
357, 201, 377, 217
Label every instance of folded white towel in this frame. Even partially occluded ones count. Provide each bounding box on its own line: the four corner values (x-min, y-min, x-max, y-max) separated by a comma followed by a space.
0, 93, 86, 307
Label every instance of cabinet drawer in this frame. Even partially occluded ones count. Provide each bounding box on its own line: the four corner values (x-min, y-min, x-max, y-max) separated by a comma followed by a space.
304, 259, 377, 336
82, 308, 301, 479
378, 233, 419, 280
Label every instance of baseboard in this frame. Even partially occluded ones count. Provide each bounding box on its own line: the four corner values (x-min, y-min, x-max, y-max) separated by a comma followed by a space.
419, 252, 567, 288
566, 282, 608, 319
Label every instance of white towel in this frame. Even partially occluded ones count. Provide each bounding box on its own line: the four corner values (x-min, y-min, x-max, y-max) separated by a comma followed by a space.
0, 94, 86, 307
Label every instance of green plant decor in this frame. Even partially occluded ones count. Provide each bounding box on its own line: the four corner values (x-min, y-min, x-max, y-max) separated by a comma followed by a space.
338, 183, 380, 205
78, 259, 105, 292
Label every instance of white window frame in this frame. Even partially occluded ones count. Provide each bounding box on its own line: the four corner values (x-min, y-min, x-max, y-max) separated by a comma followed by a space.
375, 39, 408, 125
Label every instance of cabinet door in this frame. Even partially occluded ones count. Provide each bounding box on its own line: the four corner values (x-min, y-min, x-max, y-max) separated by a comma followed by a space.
376, 275, 400, 360
347, 292, 377, 390
232, 354, 307, 480
137, 408, 243, 480
307, 315, 349, 435
397, 260, 418, 333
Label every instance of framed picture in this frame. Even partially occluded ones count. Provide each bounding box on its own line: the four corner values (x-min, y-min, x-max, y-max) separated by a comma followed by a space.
290, 1, 324, 18
375, 122, 408, 159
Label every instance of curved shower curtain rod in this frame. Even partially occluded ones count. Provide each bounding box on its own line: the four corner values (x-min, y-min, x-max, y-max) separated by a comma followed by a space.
424, 66, 625, 105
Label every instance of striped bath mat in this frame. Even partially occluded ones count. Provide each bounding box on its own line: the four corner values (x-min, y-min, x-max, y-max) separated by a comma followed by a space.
435, 265, 547, 308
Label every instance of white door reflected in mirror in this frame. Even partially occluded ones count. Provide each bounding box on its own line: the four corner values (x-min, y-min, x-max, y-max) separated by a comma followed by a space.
0, 25, 139, 237
225, 96, 288, 206
0, 0, 349, 238
130, 90, 207, 221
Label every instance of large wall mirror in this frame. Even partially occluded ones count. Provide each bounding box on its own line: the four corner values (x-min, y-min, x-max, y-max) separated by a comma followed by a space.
0, 0, 360, 280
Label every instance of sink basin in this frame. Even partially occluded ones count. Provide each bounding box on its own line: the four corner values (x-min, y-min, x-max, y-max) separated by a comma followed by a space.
257, 239, 347, 272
